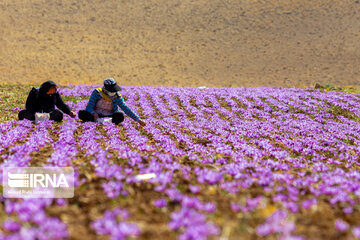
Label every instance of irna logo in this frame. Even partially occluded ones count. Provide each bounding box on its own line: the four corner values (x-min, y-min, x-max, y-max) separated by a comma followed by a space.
3, 167, 74, 198
7, 172, 69, 188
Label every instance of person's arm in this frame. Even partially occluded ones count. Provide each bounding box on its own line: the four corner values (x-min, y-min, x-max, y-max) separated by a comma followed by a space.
25, 88, 37, 113
115, 96, 140, 121
85, 90, 101, 114
55, 93, 71, 114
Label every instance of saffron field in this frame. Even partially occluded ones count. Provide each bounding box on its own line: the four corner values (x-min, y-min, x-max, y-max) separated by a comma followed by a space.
0, 84, 360, 239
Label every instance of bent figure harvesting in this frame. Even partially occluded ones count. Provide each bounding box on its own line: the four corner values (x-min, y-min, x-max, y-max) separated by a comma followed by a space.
78, 78, 146, 126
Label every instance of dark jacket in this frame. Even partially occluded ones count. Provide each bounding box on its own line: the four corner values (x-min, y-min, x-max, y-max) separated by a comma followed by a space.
25, 81, 71, 114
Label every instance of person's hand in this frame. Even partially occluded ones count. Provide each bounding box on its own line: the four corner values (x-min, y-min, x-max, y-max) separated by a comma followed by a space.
69, 111, 76, 118
138, 119, 146, 127
93, 113, 99, 122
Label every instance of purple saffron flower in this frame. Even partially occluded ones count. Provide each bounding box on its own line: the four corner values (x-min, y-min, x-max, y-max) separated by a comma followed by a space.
335, 219, 349, 232
256, 210, 297, 238
189, 185, 200, 194
92, 208, 140, 239
102, 181, 127, 199
230, 203, 244, 213
352, 226, 360, 238
2, 219, 22, 232
169, 207, 219, 239
246, 196, 262, 211
31, 211, 47, 225
343, 207, 353, 214
256, 223, 273, 236
201, 202, 216, 213
114, 222, 140, 239
197, 169, 224, 185
56, 198, 67, 206
166, 188, 183, 202
153, 198, 168, 208
301, 198, 317, 209
37, 217, 69, 239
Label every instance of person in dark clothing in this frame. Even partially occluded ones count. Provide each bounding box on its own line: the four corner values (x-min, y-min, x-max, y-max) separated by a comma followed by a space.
18, 81, 76, 122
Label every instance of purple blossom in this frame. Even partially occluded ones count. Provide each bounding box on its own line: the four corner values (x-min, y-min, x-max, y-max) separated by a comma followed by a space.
56, 198, 67, 206
189, 185, 200, 194
166, 188, 184, 202
2, 219, 21, 232
335, 219, 349, 232
153, 198, 168, 208
102, 181, 127, 199
246, 196, 262, 211
352, 226, 360, 238
201, 202, 216, 213
343, 206, 353, 214
92, 208, 140, 239
196, 169, 223, 185
301, 198, 317, 209
256, 210, 298, 238
230, 203, 247, 213
169, 207, 219, 239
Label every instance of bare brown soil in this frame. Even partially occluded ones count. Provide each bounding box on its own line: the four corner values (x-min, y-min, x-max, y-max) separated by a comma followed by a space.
1, 0, 360, 88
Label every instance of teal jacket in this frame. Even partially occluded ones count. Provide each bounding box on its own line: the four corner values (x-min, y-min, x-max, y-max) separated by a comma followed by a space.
85, 89, 140, 121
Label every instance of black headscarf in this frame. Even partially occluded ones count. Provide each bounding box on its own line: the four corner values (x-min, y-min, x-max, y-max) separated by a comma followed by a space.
39, 80, 57, 96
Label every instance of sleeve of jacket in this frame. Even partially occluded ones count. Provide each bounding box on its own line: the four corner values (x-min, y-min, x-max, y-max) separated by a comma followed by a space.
115, 96, 140, 121
25, 88, 37, 113
85, 90, 101, 114
55, 93, 71, 114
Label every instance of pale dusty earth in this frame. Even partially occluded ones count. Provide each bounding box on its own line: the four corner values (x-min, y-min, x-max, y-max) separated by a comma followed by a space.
0, 0, 359, 88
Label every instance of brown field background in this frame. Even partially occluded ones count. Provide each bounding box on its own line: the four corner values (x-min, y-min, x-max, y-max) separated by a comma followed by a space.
0, 0, 359, 88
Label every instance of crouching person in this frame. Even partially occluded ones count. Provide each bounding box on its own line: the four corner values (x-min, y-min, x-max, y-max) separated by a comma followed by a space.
78, 78, 146, 126
18, 80, 76, 122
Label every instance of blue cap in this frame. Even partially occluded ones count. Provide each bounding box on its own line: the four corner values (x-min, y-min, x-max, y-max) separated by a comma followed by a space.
103, 78, 121, 92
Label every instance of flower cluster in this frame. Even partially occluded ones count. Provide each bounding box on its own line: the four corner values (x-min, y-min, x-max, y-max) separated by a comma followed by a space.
256, 210, 302, 239
2, 199, 69, 239
169, 207, 219, 240
91, 208, 140, 240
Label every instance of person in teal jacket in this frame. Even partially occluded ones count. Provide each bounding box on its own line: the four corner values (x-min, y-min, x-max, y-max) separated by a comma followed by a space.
78, 78, 146, 126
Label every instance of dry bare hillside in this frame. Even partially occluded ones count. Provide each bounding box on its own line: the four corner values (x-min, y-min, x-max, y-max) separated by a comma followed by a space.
0, 0, 359, 87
